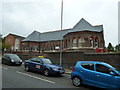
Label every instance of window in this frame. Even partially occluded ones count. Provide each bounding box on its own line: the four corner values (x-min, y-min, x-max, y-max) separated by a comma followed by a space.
72, 38, 76, 47
30, 58, 36, 62
78, 38, 83, 47
96, 64, 112, 74
81, 63, 94, 70
95, 38, 99, 48
41, 58, 52, 64
65, 39, 68, 48
8, 54, 20, 61
4, 54, 9, 59
90, 37, 94, 47
36, 58, 43, 64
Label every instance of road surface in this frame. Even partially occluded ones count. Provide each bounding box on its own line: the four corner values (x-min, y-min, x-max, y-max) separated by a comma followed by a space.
0, 56, 99, 89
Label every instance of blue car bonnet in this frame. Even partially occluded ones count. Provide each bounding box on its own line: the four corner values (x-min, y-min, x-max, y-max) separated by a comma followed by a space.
45, 64, 62, 68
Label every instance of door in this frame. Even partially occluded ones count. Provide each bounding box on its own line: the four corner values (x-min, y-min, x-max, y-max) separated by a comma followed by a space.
80, 63, 96, 85
3, 55, 10, 64
28, 58, 37, 71
35, 58, 44, 72
2, 55, 7, 64
94, 64, 118, 88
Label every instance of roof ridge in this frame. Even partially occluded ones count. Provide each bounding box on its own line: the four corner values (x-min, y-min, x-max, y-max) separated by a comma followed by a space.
9, 33, 25, 38
72, 18, 92, 29
81, 18, 92, 26
93, 25, 103, 27
41, 28, 72, 34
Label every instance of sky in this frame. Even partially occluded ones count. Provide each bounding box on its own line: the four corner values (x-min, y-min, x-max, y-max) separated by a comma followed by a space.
1, 0, 119, 47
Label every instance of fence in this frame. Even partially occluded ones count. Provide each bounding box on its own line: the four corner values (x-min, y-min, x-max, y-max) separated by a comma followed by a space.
6, 51, 120, 70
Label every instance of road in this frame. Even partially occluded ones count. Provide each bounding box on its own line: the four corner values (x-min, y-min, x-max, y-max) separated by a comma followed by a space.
0, 57, 99, 89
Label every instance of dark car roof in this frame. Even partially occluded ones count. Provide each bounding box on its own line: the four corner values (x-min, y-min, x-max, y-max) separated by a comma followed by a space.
3, 54, 18, 56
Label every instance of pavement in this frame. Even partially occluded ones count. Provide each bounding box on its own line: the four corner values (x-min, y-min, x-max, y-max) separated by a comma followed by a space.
65, 69, 72, 74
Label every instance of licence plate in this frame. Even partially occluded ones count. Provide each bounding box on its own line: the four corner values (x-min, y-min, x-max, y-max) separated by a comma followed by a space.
16, 62, 20, 64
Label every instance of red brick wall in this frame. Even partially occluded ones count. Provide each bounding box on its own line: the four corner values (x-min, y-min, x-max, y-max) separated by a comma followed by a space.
21, 31, 105, 53
5, 34, 15, 50
63, 31, 105, 48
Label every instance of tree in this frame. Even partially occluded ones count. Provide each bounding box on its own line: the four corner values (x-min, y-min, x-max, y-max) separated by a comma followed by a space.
0, 42, 2, 50
115, 44, 120, 52
107, 43, 115, 52
0, 33, 2, 50
2, 37, 11, 52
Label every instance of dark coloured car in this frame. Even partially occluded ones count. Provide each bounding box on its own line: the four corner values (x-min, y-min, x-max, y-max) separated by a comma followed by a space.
1, 54, 22, 66
24, 56, 65, 76
71, 61, 120, 89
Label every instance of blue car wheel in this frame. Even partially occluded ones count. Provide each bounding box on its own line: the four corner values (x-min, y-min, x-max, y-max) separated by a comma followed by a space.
25, 66, 30, 72
72, 77, 82, 87
43, 69, 50, 76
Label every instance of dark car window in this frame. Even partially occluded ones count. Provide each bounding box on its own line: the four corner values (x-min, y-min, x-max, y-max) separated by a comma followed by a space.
41, 58, 52, 64
3, 55, 9, 58
3, 54, 7, 57
30, 58, 37, 62
96, 64, 113, 74
3, 54, 9, 58
81, 63, 94, 70
8, 54, 20, 61
36, 58, 43, 64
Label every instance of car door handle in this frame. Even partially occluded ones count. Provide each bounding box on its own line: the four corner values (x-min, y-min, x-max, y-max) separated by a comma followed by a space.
80, 71, 83, 72
97, 75, 100, 77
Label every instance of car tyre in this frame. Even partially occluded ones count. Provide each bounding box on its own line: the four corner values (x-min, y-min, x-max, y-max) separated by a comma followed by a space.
19, 64, 21, 66
25, 66, 29, 71
43, 69, 50, 76
7, 62, 11, 66
1, 61, 3, 64
72, 77, 82, 87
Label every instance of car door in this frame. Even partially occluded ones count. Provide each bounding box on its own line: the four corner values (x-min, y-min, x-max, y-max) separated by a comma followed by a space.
28, 58, 37, 71
2, 55, 7, 64
3, 55, 10, 64
35, 58, 44, 72
2, 55, 6, 64
94, 64, 118, 89
80, 63, 96, 85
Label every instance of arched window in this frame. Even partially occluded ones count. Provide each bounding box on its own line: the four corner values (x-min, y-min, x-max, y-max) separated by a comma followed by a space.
72, 38, 76, 47
50, 44, 52, 50
78, 38, 83, 48
52, 44, 55, 50
90, 37, 94, 47
64, 39, 68, 49
95, 38, 99, 48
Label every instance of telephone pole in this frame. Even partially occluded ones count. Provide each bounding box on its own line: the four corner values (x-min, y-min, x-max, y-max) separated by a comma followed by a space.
60, 0, 63, 65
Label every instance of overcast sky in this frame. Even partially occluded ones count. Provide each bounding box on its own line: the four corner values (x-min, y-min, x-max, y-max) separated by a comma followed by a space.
1, 0, 119, 47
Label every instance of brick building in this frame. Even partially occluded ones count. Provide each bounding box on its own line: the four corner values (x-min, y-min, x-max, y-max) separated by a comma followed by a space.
5, 33, 25, 51
21, 18, 105, 53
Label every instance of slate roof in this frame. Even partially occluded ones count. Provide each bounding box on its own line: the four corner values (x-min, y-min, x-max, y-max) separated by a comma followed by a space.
9, 33, 25, 40
23, 29, 71, 42
72, 18, 103, 32
22, 31, 40, 42
23, 18, 103, 42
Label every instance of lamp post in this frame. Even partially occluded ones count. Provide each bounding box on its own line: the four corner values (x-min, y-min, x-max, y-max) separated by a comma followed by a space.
60, 0, 63, 66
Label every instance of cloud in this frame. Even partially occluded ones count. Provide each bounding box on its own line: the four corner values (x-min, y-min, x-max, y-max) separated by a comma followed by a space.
1, 0, 119, 46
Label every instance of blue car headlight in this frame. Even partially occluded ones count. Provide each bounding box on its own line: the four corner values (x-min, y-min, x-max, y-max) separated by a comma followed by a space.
52, 68, 59, 71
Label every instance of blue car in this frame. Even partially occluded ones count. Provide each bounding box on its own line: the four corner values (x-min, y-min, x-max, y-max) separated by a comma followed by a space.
24, 56, 65, 76
71, 61, 120, 89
